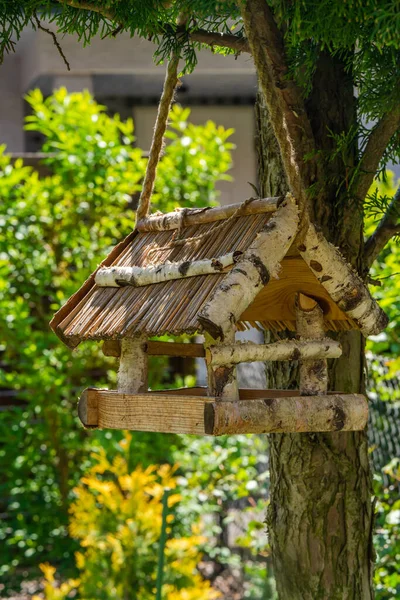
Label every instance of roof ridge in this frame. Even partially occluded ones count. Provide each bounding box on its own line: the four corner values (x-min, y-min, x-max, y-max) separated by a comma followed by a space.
136, 196, 282, 232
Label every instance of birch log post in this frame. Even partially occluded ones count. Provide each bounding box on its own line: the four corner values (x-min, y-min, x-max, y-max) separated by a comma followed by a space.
296, 294, 327, 396
136, 197, 280, 232
95, 252, 241, 288
298, 222, 388, 336
198, 194, 299, 341
206, 339, 342, 366
205, 331, 239, 401
118, 336, 148, 393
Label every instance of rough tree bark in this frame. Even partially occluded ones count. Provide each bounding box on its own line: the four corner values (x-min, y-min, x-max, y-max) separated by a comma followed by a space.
256, 52, 375, 599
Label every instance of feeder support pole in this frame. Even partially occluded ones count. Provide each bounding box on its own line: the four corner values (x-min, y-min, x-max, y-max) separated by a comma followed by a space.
205, 330, 239, 401
296, 293, 327, 396
118, 335, 148, 393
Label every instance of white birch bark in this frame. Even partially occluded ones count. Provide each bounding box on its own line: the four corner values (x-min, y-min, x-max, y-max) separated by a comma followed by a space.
198, 193, 299, 340
205, 331, 239, 401
136, 197, 279, 232
118, 336, 148, 393
298, 223, 388, 336
296, 294, 327, 396
205, 393, 368, 435
95, 252, 240, 288
207, 339, 341, 366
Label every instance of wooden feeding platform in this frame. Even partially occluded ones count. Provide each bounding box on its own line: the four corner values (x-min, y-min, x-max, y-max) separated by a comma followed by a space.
78, 387, 368, 435
50, 195, 388, 435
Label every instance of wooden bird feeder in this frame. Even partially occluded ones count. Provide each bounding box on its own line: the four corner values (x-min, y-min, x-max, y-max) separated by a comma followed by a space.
50, 194, 388, 436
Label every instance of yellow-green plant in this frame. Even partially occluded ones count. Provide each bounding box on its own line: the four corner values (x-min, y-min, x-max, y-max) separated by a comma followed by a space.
33, 563, 78, 600
35, 434, 219, 600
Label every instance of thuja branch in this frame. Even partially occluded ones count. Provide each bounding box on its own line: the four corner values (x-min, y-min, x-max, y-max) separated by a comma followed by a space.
240, 0, 316, 213
188, 29, 249, 53
33, 14, 70, 70
55, 0, 250, 53
364, 186, 400, 268
353, 104, 400, 204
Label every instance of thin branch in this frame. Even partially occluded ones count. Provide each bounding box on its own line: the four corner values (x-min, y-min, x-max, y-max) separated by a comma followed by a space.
364, 186, 400, 267
33, 14, 70, 70
353, 105, 400, 203
239, 0, 316, 216
55, 1, 249, 53
189, 29, 249, 53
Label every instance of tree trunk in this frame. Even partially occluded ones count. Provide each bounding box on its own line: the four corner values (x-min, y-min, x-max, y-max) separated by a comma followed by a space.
256, 53, 375, 599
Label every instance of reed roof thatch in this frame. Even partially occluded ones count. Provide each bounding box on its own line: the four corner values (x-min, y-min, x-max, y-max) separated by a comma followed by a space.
50, 199, 387, 347
51, 211, 275, 347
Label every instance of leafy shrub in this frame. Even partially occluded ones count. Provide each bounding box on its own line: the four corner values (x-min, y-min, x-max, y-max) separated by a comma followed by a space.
33, 434, 219, 600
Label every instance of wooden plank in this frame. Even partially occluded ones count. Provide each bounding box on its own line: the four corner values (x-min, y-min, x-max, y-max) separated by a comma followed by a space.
78, 388, 99, 429
136, 197, 280, 232
102, 340, 205, 358
78, 388, 212, 434
205, 394, 368, 435
240, 257, 353, 324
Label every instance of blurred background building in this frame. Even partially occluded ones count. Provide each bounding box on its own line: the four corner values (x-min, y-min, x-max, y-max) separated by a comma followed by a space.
1, 24, 258, 207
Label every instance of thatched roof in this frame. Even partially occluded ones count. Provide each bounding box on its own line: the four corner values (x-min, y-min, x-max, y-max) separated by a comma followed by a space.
50, 198, 388, 347
51, 212, 273, 347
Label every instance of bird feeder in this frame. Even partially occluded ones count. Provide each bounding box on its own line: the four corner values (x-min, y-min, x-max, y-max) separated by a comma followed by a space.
50, 194, 388, 435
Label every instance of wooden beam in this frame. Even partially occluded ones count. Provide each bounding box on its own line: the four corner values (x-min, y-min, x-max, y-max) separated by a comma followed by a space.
206, 339, 342, 366
205, 394, 368, 435
296, 294, 327, 396
102, 340, 205, 358
136, 197, 280, 232
78, 388, 368, 434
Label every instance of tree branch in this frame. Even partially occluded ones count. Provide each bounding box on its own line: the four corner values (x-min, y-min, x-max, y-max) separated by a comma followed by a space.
240, 0, 316, 214
33, 14, 70, 70
189, 29, 250, 53
353, 104, 400, 204
364, 186, 400, 267
55, 1, 250, 53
